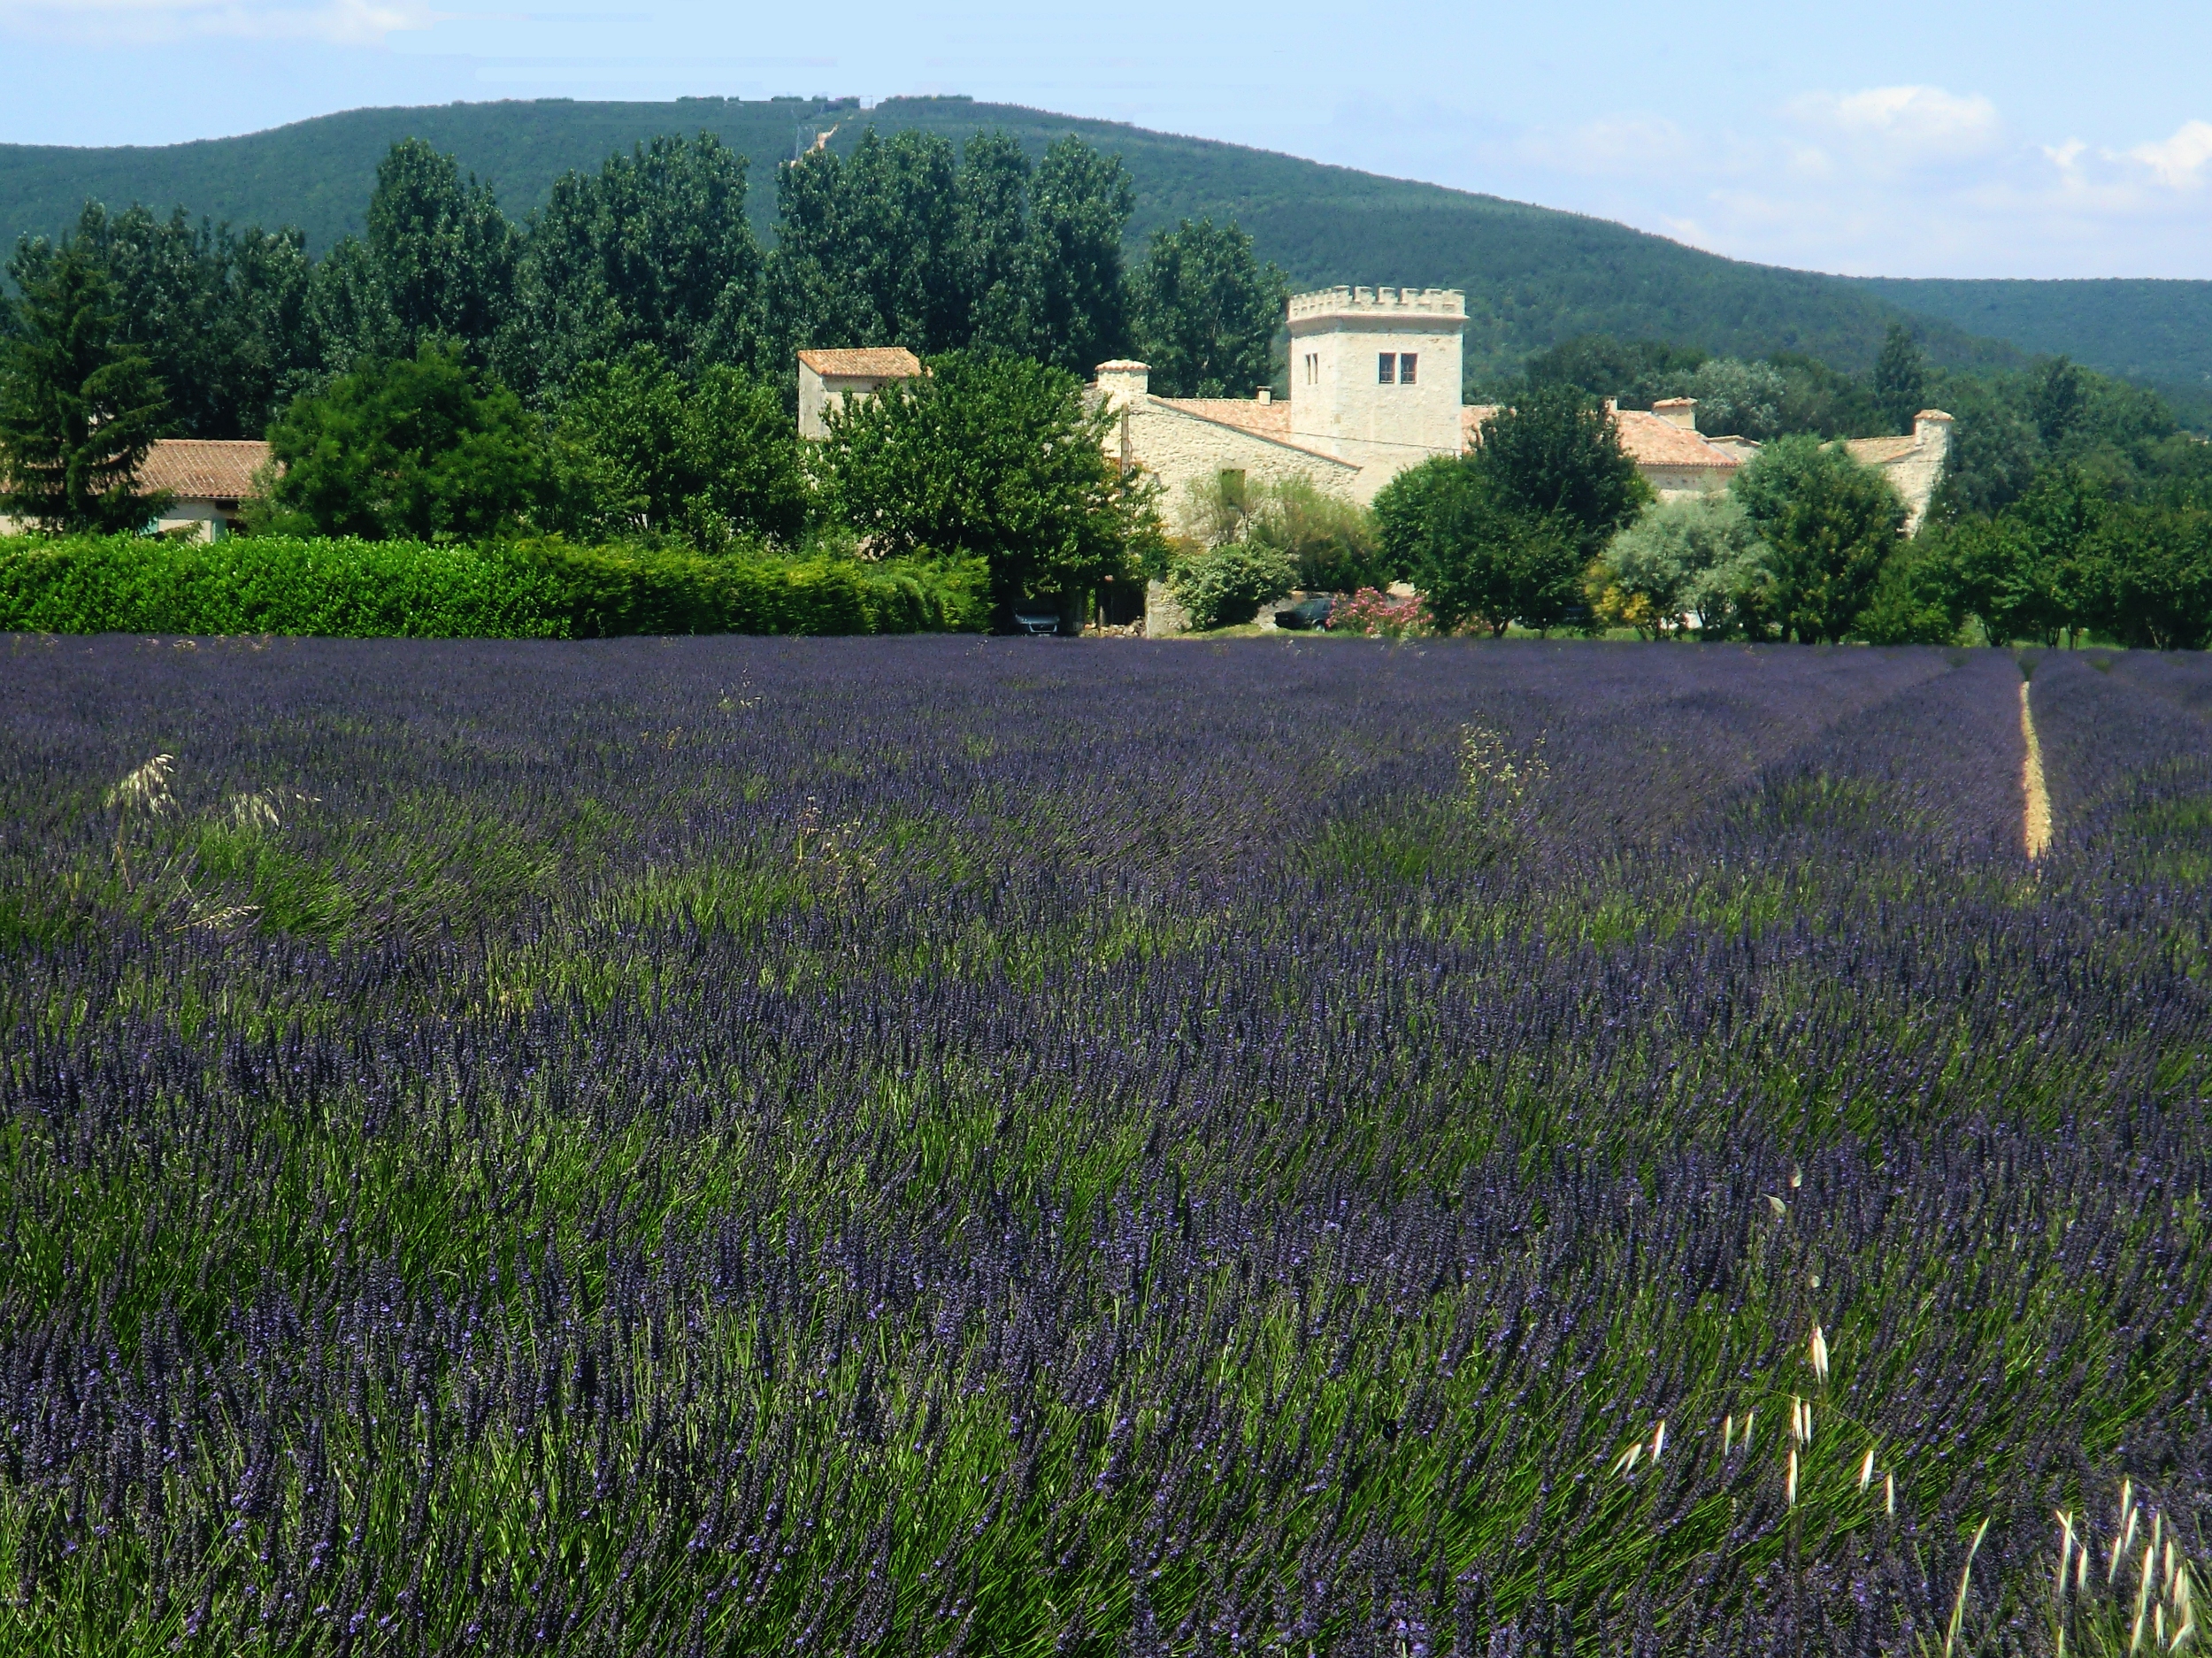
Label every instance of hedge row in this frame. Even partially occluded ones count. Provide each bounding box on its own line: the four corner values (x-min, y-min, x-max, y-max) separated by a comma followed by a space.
0, 534, 989, 638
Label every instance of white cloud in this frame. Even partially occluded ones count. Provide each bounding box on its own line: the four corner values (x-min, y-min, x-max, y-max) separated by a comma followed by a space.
2126, 119, 2212, 189
1787, 85, 2002, 166
0, 0, 435, 44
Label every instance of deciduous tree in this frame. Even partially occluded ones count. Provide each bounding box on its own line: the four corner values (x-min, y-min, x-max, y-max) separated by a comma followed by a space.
1475, 387, 1648, 560
16, 203, 319, 440
1127, 218, 1286, 399
264, 344, 546, 541
547, 346, 804, 548
1374, 456, 1582, 635
1731, 435, 1905, 643
811, 349, 1159, 614
503, 134, 761, 395
1872, 322, 1928, 436
314, 140, 514, 372
1026, 138, 1133, 377
1588, 493, 1770, 638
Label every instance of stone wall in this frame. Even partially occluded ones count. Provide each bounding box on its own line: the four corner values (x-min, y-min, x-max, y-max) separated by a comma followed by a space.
1286, 286, 1468, 500
1143, 579, 1190, 638
1096, 369, 1360, 534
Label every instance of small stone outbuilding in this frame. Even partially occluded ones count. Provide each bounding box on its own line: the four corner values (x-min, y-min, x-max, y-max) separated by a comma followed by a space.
796, 347, 924, 440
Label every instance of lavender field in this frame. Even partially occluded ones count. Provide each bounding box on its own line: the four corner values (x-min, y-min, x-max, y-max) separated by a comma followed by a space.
4, 633, 2210, 1657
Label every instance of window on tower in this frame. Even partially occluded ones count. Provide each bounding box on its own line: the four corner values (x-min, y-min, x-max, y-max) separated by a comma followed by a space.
1377, 353, 1395, 384
1398, 353, 1417, 385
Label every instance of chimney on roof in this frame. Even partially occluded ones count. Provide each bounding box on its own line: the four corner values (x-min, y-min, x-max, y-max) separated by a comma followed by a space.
1652, 397, 1698, 430
1603, 397, 1620, 416
1094, 359, 1149, 413
1256, 387, 1271, 404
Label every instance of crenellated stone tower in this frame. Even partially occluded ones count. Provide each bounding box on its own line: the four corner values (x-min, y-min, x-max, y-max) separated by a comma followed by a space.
1286, 286, 1467, 498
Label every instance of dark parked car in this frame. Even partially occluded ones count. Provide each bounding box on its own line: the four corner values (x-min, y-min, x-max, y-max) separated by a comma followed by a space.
1010, 608, 1064, 636
1274, 594, 1334, 631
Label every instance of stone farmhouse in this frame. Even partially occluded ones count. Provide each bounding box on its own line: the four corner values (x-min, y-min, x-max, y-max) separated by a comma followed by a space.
791, 285, 1950, 534
0, 437, 268, 540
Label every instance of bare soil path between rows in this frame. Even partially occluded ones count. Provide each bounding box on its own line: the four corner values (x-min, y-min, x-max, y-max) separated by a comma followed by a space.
2021, 678, 2051, 859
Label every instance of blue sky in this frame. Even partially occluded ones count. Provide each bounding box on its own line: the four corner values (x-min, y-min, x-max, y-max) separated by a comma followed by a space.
1, 0, 2205, 280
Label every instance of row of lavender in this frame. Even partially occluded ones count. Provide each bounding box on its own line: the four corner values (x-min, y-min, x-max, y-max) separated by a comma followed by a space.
1, 634, 2208, 1655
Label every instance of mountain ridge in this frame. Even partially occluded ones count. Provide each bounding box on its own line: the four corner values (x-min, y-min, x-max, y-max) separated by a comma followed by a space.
2, 95, 2204, 396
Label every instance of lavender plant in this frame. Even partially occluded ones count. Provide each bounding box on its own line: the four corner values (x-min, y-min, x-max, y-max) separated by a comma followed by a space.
0, 632, 2207, 1655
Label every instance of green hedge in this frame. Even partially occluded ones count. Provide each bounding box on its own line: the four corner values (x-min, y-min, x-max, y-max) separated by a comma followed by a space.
0, 534, 987, 637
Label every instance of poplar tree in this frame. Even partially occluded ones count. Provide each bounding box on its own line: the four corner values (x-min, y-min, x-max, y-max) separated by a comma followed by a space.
311, 139, 514, 372
503, 134, 762, 395
1128, 217, 1286, 398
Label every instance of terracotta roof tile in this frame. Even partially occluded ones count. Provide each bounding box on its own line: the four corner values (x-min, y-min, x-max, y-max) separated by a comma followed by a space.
1150, 397, 1356, 467
139, 439, 270, 502
1464, 404, 1738, 471
1610, 410, 1741, 471
796, 347, 922, 379
1843, 434, 1921, 465
1155, 397, 1292, 436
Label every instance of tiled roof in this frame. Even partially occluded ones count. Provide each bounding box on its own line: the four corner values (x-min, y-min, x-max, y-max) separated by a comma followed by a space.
1463, 404, 1739, 471
1844, 434, 1922, 465
1156, 397, 1292, 436
1152, 398, 1356, 466
1611, 410, 1741, 471
796, 347, 922, 379
140, 439, 269, 503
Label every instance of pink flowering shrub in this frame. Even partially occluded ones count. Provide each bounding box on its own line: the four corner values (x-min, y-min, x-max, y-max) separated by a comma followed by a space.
1329, 586, 1432, 637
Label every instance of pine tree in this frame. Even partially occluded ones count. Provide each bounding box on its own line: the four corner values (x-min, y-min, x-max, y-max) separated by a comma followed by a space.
1871, 323, 1928, 436
0, 244, 171, 533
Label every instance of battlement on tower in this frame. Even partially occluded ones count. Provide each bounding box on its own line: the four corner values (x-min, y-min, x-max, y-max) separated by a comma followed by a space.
1287, 286, 1466, 322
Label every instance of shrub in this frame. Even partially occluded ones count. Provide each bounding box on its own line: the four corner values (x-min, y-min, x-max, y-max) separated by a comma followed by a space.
1245, 476, 1387, 592
1167, 539, 1296, 630
1589, 494, 1773, 639
263, 344, 549, 541
0, 533, 987, 637
1329, 586, 1432, 637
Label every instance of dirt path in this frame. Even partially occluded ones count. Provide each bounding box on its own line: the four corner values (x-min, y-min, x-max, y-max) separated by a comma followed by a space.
2020, 679, 2052, 860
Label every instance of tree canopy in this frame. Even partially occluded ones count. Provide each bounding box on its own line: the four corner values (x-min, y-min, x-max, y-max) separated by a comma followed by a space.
762, 130, 1134, 378
1732, 436, 1905, 643
1127, 218, 1286, 399
503, 134, 761, 395
1473, 387, 1648, 560
810, 349, 1159, 611
546, 347, 803, 548
0, 244, 171, 533
264, 343, 547, 541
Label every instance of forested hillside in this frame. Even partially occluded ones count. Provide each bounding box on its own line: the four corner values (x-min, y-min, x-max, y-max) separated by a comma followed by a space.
0, 94, 2052, 381
1849, 275, 2212, 413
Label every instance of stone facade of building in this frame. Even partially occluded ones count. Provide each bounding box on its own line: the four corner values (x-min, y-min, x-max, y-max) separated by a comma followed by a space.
1093, 361, 1360, 530
1843, 412, 1955, 534
1285, 286, 1469, 499
1093, 288, 1472, 518
796, 346, 925, 441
